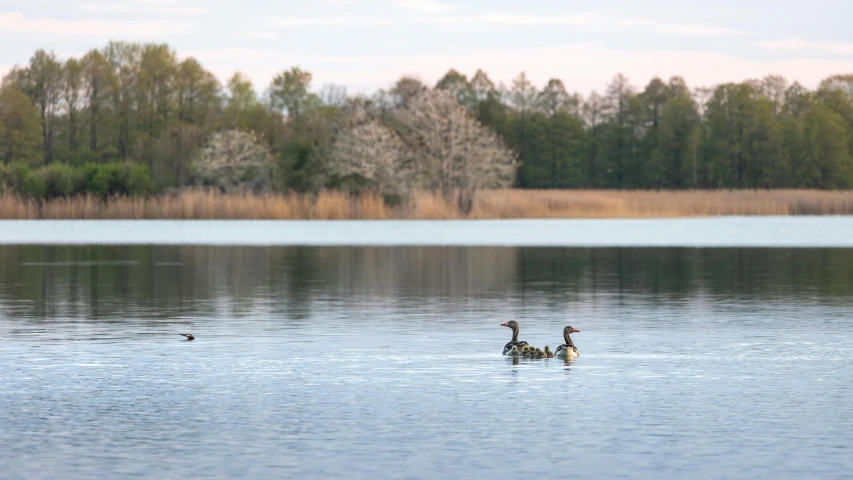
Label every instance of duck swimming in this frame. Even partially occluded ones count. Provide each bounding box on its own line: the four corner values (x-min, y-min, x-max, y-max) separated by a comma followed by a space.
179, 333, 195, 341
500, 320, 529, 355
554, 326, 580, 359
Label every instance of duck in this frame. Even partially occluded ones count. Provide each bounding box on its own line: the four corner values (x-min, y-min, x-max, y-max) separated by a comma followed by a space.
500, 320, 529, 355
544, 346, 555, 358
179, 333, 195, 341
509, 346, 520, 357
555, 326, 580, 359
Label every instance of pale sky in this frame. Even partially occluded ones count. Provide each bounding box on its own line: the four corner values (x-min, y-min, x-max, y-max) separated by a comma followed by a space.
1, 0, 852, 96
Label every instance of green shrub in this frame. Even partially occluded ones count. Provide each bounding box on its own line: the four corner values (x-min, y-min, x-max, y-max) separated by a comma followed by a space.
88, 163, 122, 197
127, 164, 153, 194
1, 163, 32, 193
20, 169, 46, 198
88, 163, 151, 197
5, 162, 155, 200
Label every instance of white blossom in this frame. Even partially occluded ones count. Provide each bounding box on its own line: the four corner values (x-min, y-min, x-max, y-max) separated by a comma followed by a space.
189, 128, 272, 192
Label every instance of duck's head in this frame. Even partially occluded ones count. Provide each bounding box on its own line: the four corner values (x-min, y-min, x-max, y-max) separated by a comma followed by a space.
500, 320, 519, 331
544, 345, 551, 352
564, 326, 580, 335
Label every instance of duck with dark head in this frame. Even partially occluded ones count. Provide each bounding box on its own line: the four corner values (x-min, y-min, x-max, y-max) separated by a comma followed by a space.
555, 326, 580, 359
500, 320, 529, 355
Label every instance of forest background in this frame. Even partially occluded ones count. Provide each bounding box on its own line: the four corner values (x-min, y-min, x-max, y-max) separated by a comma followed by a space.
2, 41, 853, 219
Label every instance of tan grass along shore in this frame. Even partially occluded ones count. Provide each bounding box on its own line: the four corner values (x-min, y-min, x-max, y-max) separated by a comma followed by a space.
3, 189, 853, 220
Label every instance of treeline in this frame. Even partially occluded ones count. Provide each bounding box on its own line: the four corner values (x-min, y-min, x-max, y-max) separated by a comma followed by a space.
1, 40, 853, 199
457, 71, 853, 189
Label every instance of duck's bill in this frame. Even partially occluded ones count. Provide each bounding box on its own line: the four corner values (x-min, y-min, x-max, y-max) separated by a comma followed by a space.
500, 322, 509, 327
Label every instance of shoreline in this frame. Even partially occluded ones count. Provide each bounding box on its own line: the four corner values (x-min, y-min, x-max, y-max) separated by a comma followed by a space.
3, 189, 853, 220
2, 217, 853, 247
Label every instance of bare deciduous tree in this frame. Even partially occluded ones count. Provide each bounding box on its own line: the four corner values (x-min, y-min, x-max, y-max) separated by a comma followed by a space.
396, 88, 516, 213
470, 69, 496, 102
189, 128, 271, 193
319, 83, 348, 108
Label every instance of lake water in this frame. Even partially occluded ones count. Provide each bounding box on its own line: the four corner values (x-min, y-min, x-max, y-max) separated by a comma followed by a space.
1, 219, 853, 479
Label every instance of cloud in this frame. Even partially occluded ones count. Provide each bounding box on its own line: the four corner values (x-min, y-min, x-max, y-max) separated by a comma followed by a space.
0, 12, 193, 35
434, 12, 594, 25
658, 24, 736, 36
183, 49, 280, 60
157, 7, 210, 14
279, 16, 391, 27
234, 31, 279, 39
81, 2, 123, 11
756, 37, 853, 55
620, 19, 737, 36
81, 2, 209, 14
391, 0, 456, 14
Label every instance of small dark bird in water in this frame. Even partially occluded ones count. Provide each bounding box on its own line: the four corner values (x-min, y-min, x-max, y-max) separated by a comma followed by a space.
180, 333, 195, 341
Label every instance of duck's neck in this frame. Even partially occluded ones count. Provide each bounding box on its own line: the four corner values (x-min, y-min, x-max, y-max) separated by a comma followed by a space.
564, 334, 574, 347
511, 327, 519, 343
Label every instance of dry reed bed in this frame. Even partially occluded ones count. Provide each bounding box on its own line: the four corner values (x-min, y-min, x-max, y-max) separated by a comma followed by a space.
3, 189, 853, 220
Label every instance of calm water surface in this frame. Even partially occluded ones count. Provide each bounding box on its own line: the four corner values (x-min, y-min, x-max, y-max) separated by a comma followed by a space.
2, 221, 853, 479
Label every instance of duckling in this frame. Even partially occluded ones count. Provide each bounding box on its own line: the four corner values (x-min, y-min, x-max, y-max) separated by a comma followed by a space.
510, 346, 520, 357
544, 346, 555, 358
535, 348, 544, 359
179, 333, 195, 341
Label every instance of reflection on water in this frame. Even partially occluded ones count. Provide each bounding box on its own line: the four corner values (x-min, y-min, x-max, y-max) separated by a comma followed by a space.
1, 246, 523, 331
3, 246, 853, 324
1, 245, 853, 478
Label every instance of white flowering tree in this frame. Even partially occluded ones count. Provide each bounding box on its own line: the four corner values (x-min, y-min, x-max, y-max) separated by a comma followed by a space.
332, 117, 413, 199
396, 88, 516, 213
189, 128, 272, 193
328, 89, 516, 212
